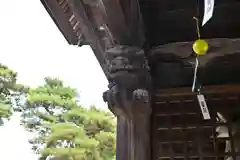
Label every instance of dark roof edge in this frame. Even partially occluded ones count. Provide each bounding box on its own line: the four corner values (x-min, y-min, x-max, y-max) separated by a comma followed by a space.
40, 0, 72, 45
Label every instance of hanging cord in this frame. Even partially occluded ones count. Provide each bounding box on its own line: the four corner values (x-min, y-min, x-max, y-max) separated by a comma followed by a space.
193, 17, 201, 39
192, 57, 199, 92
192, 17, 201, 92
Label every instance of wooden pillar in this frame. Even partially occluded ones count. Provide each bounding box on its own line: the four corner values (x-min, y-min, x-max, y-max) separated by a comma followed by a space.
103, 45, 152, 160
69, 1, 150, 159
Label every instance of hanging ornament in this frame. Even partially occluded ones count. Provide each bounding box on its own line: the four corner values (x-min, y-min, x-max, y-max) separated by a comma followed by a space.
193, 39, 208, 56
192, 17, 209, 56
192, 17, 211, 120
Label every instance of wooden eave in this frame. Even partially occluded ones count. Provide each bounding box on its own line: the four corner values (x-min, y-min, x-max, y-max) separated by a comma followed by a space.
40, 0, 240, 88
40, 1, 240, 160
40, 0, 146, 78
41, 0, 79, 45
40, 0, 107, 75
41, 0, 240, 51
139, 0, 240, 46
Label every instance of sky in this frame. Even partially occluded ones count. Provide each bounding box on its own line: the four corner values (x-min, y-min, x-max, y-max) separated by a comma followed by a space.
0, 0, 108, 159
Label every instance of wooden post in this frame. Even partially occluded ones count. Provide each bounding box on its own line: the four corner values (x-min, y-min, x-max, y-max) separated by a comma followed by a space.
103, 46, 152, 160
69, 1, 150, 159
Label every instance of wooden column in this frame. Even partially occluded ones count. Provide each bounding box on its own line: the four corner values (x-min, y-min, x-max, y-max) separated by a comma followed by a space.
69, 1, 149, 159
98, 1, 149, 159
103, 46, 152, 160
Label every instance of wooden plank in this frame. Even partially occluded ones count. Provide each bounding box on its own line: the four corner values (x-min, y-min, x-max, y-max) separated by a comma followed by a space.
155, 84, 240, 97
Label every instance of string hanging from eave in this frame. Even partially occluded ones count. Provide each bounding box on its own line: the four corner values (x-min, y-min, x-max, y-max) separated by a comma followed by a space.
191, 17, 211, 120
191, 17, 209, 93
192, 0, 215, 92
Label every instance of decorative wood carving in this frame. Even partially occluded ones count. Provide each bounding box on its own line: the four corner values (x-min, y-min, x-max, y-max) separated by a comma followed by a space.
67, 0, 146, 76
103, 45, 151, 160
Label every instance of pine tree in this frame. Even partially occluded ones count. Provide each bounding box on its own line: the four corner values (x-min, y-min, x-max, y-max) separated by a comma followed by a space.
20, 77, 116, 160
0, 63, 28, 125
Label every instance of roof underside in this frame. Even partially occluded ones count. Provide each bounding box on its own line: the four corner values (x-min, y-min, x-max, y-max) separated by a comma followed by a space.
41, 0, 79, 45
40, 0, 240, 88
41, 0, 240, 48
139, 0, 240, 47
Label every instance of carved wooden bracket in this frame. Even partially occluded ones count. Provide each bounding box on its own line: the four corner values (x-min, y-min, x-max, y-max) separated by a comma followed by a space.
103, 45, 151, 160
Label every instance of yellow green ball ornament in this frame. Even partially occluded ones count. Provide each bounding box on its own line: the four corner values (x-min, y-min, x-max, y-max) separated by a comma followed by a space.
192, 39, 209, 56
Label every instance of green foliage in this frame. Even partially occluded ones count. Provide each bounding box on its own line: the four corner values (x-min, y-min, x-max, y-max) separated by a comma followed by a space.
20, 77, 116, 160
0, 63, 28, 125
0, 64, 116, 159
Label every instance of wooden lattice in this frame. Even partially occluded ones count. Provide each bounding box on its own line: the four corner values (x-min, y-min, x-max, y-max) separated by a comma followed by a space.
152, 85, 240, 160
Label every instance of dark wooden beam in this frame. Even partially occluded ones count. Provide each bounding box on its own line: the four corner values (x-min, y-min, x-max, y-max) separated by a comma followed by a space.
148, 39, 240, 89
67, 0, 108, 75
67, 0, 146, 76
155, 84, 240, 97
41, 0, 78, 45
42, 0, 146, 76
97, 2, 147, 160
99, 0, 130, 44
67, 2, 148, 160
149, 38, 240, 67
100, 0, 145, 47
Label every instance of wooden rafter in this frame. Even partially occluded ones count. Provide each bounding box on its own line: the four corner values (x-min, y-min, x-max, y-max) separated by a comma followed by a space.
68, 0, 108, 74
41, 0, 79, 44
99, 0, 145, 47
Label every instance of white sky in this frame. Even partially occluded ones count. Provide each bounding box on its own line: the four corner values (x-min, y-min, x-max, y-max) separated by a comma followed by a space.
0, 0, 108, 159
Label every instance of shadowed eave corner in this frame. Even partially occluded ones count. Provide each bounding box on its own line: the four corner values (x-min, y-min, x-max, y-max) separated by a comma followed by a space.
40, 0, 78, 45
